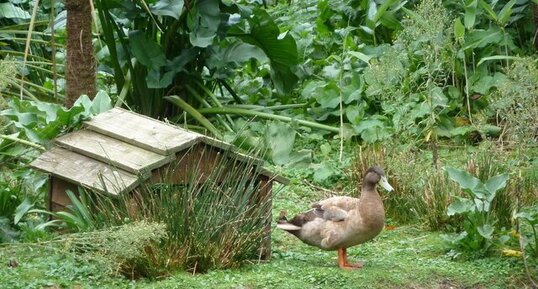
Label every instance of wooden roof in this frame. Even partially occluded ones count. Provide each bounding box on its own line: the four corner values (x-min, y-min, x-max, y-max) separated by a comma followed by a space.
30, 108, 288, 195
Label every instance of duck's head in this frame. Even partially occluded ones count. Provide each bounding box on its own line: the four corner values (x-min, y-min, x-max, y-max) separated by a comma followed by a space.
364, 166, 394, 192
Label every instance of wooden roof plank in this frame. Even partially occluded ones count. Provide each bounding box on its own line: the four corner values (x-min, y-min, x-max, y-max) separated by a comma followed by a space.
29, 147, 141, 195
84, 108, 200, 155
55, 130, 175, 176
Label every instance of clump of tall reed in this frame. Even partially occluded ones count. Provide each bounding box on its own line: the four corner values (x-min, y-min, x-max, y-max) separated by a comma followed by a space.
57, 145, 274, 278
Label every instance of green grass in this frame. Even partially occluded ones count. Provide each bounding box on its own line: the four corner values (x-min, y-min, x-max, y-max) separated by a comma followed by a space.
1, 179, 534, 289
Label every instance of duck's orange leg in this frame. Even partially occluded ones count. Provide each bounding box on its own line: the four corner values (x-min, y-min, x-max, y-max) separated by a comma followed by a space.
337, 248, 364, 269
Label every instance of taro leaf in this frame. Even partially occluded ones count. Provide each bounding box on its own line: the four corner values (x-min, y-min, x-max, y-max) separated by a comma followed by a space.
34, 101, 61, 124
315, 82, 340, 109
0, 3, 31, 19
441, 231, 468, 244
473, 198, 488, 212
477, 224, 494, 239
167, 47, 199, 73
147, 68, 175, 88
265, 121, 296, 165
90, 91, 112, 115
241, 8, 299, 94
447, 197, 474, 216
344, 89, 362, 104
313, 162, 335, 183
445, 167, 480, 190
322, 63, 340, 79
14, 199, 33, 225
187, 0, 220, 48
430, 87, 447, 108
353, 118, 391, 143
73, 95, 93, 116
129, 30, 166, 69
207, 42, 268, 78
301, 80, 323, 100
151, 0, 184, 19
224, 43, 268, 63
485, 173, 509, 194
360, 126, 391, 143
286, 149, 312, 167
346, 105, 364, 125
353, 118, 384, 134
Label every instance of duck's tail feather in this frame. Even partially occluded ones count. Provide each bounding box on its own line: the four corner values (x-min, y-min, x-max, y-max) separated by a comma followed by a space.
277, 223, 302, 231
277, 210, 302, 231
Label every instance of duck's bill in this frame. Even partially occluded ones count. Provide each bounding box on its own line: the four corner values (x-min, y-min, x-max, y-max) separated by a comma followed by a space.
380, 176, 394, 192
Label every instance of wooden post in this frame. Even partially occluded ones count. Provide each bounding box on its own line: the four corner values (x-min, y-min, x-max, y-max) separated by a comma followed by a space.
259, 176, 272, 260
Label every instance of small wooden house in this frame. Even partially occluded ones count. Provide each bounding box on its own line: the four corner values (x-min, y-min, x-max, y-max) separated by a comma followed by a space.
30, 107, 287, 257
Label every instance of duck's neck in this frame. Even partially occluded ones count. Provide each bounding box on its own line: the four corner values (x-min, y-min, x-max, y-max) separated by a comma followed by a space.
358, 185, 385, 229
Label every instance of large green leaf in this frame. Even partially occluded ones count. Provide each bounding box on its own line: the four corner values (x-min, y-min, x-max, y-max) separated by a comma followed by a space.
447, 197, 474, 216
464, 0, 478, 29
265, 121, 296, 165
353, 117, 391, 143
313, 162, 336, 183
315, 82, 340, 109
90, 91, 113, 115
485, 173, 509, 194
445, 167, 480, 190
497, 0, 516, 26
479, 0, 497, 21
129, 30, 166, 69
187, 0, 220, 48
240, 8, 299, 94
0, 3, 31, 19
207, 43, 268, 79
147, 68, 175, 88
477, 224, 494, 239
463, 28, 503, 50
151, 0, 184, 19
14, 199, 33, 225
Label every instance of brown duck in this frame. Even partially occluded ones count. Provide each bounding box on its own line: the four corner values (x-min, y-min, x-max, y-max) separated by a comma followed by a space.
277, 166, 393, 269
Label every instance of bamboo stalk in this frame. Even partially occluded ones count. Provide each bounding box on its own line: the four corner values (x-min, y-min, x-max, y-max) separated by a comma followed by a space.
198, 107, 340, 133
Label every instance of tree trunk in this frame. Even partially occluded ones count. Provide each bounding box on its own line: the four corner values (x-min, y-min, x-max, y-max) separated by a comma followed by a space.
65, 0, 95, 107
534, 4, 538, 49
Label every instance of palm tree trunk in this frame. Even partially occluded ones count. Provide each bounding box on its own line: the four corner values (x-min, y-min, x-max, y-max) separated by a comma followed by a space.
534, 4, 538, 49
65, 0, 95, 107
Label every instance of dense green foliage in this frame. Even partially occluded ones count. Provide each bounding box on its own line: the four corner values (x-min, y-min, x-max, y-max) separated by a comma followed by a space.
0, 0, 536, 287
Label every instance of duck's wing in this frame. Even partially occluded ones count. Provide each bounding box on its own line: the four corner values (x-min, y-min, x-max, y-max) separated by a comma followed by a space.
311, 196, 360, 222
312, 196, 360, 212
313, 205, 348, 221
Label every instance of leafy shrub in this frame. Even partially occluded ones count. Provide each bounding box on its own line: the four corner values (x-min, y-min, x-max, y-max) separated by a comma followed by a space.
492, 57, 538, 146
442, 167, 510, 257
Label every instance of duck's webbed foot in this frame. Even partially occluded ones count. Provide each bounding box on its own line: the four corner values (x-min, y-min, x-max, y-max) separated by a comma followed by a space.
337, 248, 363, 269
